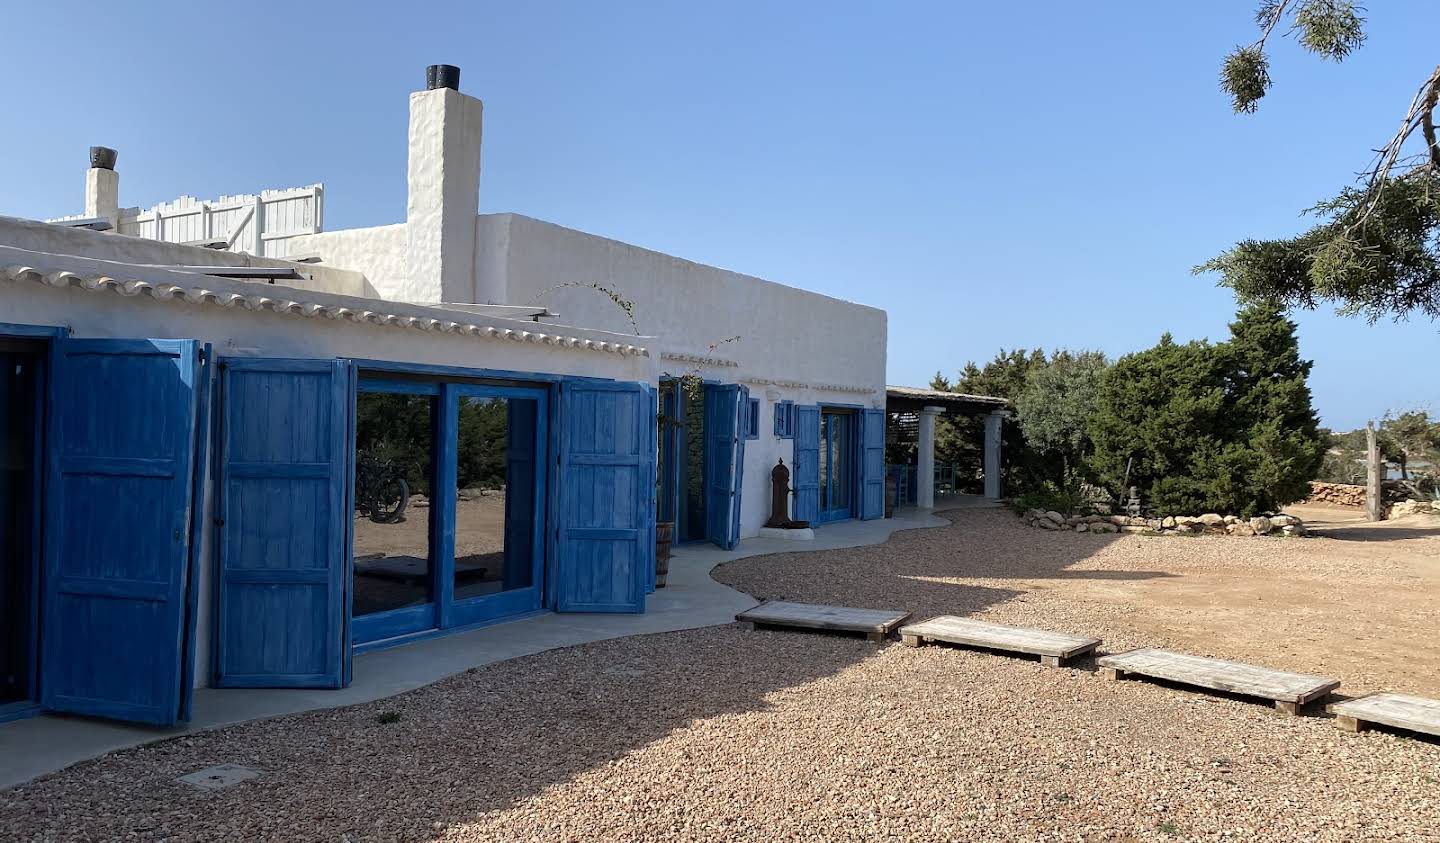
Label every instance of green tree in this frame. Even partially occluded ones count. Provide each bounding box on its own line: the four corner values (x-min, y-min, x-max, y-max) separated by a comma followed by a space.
931, 349, 1051, 492
1090, 307, 1326, 515
1014, 350, 1108, 483
1218, 305, 1327, 511
1382, 410, 1440, 479
1199, 2, 1440, 321
1089, 335, 1230, 513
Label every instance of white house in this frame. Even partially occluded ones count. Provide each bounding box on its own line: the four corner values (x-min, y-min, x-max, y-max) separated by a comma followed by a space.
0, 66, 906, 728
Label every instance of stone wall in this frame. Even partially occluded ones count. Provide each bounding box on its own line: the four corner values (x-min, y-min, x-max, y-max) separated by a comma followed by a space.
1020, 509, 1307, 537
1306, 481, 1366, 507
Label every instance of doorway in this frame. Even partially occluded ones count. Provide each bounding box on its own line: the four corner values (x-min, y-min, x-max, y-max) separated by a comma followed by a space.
350, 377, 549, 646
818, 408, 855, 524
0, 343, 40, 708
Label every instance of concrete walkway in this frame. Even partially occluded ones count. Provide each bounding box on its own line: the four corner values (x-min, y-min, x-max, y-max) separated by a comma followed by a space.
0, 510, 947, 789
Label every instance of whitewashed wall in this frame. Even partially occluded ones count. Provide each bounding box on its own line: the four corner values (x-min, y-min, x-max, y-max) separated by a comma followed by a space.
485, 213, 888, 538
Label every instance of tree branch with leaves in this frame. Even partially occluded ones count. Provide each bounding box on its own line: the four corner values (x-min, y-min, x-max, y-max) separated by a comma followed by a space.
1200, 1, 1440, 322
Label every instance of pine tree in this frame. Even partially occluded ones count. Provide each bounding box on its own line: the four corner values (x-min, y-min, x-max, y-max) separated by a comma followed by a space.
1088, 308, 1326, 515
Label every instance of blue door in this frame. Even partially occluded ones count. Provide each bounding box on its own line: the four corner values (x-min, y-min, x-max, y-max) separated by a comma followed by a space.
703, 383, 744, 550
553, 380, 653, 613
40, 338, 201, 725
792, 405, 821, 523
859, 409, 886, 520
215, 358, 354, 688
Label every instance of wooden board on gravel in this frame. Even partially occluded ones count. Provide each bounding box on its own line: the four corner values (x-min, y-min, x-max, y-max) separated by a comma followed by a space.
1098, 648, 1340, 715
1328, 693, 1440, 736
737, 601, 911, 642
898, 616, 1100, 667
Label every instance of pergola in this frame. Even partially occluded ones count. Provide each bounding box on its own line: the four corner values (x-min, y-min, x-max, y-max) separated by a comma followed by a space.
885, 385, 1009, 508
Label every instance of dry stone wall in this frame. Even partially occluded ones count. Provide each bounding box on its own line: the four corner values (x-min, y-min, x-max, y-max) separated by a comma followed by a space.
1306, 481, 1366, 508
1020, 509, 1307, 537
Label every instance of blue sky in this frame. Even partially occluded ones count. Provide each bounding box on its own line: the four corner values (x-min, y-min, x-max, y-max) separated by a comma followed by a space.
2, 1, 1435, 429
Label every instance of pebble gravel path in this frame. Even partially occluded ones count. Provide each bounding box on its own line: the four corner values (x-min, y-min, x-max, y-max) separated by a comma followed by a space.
2, 509, 1437, 841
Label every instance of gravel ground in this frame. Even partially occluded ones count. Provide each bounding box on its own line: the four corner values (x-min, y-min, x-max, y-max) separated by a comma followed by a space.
4, 508, 1438, 841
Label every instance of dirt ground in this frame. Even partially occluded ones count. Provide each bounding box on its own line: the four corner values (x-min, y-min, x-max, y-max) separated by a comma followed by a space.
720, 504, 1440, 698
3, 506, 1438, 841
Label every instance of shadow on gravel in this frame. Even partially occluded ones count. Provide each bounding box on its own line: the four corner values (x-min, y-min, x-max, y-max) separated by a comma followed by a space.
0, 624, 885, 841
712, 507, 1168, 622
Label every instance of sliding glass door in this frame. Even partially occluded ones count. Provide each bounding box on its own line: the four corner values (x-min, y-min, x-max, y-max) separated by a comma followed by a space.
351, 377, 547, 646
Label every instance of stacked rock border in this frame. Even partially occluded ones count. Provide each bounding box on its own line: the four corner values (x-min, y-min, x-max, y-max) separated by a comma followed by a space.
1020, 509, 1307, 537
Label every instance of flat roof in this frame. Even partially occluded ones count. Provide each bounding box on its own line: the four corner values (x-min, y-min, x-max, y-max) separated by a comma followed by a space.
886, 385, 1007, 415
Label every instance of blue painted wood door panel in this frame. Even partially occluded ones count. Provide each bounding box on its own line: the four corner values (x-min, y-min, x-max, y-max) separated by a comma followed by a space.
215, 358, 353, 688
859, 408, 886, 520
792, 405, 821, 524
703, 383, 743, 550
40, 338, 200, 725
730, 386, 749, 544
554, 380, 652, 613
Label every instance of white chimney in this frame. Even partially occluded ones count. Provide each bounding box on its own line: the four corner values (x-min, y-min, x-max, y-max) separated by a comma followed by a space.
84, 146, 120, 229
405, 64, 488, 304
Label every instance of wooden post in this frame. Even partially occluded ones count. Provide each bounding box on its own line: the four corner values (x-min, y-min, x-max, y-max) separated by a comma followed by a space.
1366, 421, 1383, 522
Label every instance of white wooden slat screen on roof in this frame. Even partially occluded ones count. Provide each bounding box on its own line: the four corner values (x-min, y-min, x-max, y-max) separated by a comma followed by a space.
112, 185, 324, 259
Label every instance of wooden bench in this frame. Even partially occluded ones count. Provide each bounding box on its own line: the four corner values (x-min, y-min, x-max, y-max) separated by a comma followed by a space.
1328, 693, 1440, 736
736, 601, 911, 642
899, 616, 1101, 667
1098, 648, 1339, 715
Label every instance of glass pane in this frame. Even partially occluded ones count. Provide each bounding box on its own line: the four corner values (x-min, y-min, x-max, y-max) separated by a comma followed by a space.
454, 396, 539, 601
352, 392, 435, 618
819, 414, 830, 511
680, 387, 705, 542
833, 414, 851, 510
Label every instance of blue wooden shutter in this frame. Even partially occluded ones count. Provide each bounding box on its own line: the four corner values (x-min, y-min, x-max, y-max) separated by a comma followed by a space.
703, 384, 742, 550
554, 380, 651, 613
792, 404, 821, 523
215, 358, 353, 688
731, 387, 750, 541
859, 409, 886, 520
40, 338, 201, 725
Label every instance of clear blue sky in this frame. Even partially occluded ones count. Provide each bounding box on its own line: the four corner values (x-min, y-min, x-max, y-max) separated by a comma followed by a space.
2, 1, 1435, 430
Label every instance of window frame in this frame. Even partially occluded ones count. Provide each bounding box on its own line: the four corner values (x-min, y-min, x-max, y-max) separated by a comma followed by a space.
745, 397, 760, 440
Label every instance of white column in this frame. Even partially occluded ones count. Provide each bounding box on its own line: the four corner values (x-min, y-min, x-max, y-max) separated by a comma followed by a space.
983, 410, 1009, 500
916, 406, 944, 510
84, 167, 119, 229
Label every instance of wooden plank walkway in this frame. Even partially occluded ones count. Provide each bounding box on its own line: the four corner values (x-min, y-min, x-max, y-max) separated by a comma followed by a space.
1097, 648, 1340, 715
1328, 693, 1440, 736
736, 601, 911, 642
898, 616, 1100, 667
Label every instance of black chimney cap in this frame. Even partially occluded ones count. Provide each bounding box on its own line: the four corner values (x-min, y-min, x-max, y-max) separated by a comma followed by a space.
426, 65, 460, 91
89, 146, 117, 170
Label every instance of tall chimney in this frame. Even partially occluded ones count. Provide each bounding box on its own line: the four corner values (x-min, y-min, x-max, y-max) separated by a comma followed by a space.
84, 146, 120, 230
405, 65, 485, 303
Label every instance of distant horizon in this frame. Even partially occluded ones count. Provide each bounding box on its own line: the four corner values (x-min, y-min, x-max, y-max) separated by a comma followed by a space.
1, 1, 1435, 429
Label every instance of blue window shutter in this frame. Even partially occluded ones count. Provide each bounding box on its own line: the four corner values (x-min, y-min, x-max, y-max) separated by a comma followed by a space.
702, 383, 744, 550
792, 405, 821, 523
774, 403, 785, 437
859, 409, 886, 520
40, 338, 202, 726
214, 358, 353, 688
554, 379, 650, 613
746, 398, 760, 440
